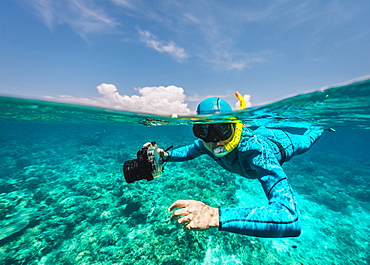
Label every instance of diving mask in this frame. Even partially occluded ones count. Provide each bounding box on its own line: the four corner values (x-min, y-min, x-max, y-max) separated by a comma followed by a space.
193, 123, 234, 143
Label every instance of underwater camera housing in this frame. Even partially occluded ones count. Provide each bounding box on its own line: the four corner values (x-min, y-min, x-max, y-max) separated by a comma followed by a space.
123, 142, 164, 183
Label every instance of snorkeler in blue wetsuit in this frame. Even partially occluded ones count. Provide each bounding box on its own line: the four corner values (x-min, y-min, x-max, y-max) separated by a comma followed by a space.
161, 95, 331, 238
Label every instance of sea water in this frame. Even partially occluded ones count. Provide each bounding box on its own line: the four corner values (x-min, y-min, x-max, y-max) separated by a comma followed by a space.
0, 78, 369, 264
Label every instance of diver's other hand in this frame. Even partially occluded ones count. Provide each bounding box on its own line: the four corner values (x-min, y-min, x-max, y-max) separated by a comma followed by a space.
324, 128, 336, 132
168, 200, 219, 231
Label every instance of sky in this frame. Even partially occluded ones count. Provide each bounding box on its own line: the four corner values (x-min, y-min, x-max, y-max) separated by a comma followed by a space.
1, 0, 370, 115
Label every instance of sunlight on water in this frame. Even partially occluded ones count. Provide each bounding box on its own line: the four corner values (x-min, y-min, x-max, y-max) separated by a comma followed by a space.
0, 78, 370, 264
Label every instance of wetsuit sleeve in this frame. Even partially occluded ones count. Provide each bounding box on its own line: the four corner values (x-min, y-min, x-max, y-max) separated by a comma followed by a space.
167, 140, 206, 162
219, 139, 301, 238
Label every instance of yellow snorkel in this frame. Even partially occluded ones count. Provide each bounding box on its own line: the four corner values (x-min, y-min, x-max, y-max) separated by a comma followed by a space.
235, 91, 247, 110
213, 91, 246, 157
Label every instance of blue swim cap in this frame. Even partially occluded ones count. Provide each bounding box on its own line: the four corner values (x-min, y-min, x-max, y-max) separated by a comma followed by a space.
196, 97, 232, 115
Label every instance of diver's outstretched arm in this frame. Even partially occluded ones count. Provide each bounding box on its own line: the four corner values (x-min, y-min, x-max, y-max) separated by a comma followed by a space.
163, 140, 206, 162
217, 139, 301, 238
219, 176, 301, 238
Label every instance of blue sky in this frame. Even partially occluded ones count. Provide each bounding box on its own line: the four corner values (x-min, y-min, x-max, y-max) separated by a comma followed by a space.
1, 0, 370, 114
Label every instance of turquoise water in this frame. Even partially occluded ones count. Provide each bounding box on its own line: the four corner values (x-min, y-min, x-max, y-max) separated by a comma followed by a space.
0, 78, 370, 264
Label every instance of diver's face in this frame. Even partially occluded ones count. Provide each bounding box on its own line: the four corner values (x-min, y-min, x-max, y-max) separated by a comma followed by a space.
202, 125, 234, 151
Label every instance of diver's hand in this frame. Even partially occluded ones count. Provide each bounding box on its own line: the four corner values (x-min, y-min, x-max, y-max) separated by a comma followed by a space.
168, 200, 219, 231
143, 143, 169, 161
156, 148, 169, 162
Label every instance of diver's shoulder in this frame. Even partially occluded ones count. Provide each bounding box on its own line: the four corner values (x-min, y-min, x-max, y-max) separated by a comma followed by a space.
238, 126, 271, 152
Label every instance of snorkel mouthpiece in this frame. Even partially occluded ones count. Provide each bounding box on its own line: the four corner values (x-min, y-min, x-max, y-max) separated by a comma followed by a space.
214, 146, 227, 156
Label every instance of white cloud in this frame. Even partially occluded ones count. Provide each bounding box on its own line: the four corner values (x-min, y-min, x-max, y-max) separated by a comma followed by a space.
27, 0, 54, 29
180, 7, 268, 70
18, 0, 267, 69
110, 0, 136, 9
18, 0, 118, 36
46, 83, 192, 115
68, 1, 118, 35
46, 85, 253, 115
18, 0, 365, 72
138, 29, 187, 61
222, 55, 266, 71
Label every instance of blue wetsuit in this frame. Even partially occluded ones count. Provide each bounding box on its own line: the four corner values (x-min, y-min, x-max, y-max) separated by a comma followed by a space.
168, 126, 323, 238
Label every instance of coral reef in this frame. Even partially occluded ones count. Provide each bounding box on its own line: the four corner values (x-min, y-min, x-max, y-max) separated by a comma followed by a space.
0, 123, 369, 264
0, 204, 35, 241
